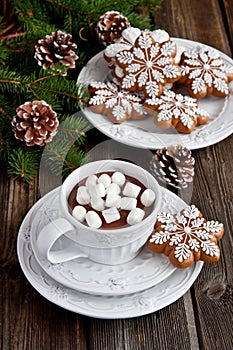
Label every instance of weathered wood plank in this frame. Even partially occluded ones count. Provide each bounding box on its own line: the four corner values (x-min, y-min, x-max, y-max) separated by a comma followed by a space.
88, 299, 197, 350
153, 1, 233, 349
191, 143, 233, 349
1, 271, 87, 350
220, 0, 233, 55
0, 170, 82, 350
153, 0, 232, 54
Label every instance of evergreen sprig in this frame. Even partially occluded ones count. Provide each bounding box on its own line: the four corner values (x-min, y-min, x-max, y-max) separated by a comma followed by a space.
7, 147, 41, 182
0, 0, 161, 182
42, 113, 91, 178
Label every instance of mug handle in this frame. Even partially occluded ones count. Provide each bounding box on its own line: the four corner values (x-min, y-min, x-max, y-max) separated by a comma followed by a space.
37, 217, 88, 264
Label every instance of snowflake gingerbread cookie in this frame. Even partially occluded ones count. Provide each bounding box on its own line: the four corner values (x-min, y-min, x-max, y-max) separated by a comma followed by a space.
147, 205, 224, 268
144, 90, 209, 133
104, 27, 175, 73
115, 30, 181, 98
179, 47, 233, 98
87, 80, 146, 123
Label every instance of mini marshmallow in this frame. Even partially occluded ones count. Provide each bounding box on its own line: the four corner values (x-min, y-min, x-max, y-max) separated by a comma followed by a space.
102, 207, 120, 224
106, 183, 121, 195
105, 193, 121, 208
120, 197, 137, 210
111, 171, 126, 187
72, 205, 87, 222
90, 195, 105, 211
127, 208, 145, 226
98, 173, 111, 188
85, 211, 102, 228
85, 174, 98, 187
141, 188, 156, 207
123, 182, 141, 198
88, 183, 106, 198
76, 186, 90, 205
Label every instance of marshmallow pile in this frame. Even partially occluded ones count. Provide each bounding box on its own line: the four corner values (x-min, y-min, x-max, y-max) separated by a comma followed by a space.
72, 171, 156, 229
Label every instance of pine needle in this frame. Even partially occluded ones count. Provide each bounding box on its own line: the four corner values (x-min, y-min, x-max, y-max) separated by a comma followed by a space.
7, 147, 40, 182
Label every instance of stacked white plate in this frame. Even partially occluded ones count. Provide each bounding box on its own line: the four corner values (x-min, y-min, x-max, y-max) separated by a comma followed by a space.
17, 186, 203, 319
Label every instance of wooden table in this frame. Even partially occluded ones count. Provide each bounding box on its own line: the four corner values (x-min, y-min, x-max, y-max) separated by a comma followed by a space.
1, 0, 233, 349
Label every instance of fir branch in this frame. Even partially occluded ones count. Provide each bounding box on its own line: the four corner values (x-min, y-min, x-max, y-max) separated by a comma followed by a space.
0, 118, 14, 160
0, 107, 11, 120
63, 147, 88, 178
29, 83, 85, 105
41, 113, 90, 178
13, 0, 56, 35
43, 141, 87, 178
0, 0, 162, 182
58, 114, 91, 144
0, 68, 89, 108
7, 147, 40, 182
0, 68, 30, 94
43, 0, 90, 13
0, 30, 26, 41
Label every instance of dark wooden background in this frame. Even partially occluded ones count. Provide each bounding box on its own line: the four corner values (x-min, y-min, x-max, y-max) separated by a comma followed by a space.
1, 0, 233, 349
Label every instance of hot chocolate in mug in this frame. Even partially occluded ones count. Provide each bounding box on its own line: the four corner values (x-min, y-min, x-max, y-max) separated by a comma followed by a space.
37, 160, 162, 265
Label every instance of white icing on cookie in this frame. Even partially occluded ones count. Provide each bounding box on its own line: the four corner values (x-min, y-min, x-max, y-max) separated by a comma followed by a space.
104, 27, 141, 59
88, 81, 145, 122
149, 204, 223, 263
180, 48, 233, 96
121, 27, 141, 45
145, 90, 209, 129
116, 31, 181, 98
150, 29, 170, 43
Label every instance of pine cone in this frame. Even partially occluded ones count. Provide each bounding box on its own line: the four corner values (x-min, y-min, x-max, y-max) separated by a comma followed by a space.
12, 101, 59, 146
34, 31, 78, 69
96, 11, 130, 46
150, 145, 195, 189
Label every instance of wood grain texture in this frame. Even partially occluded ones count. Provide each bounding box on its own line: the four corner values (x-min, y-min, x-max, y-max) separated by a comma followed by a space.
1, 0, 233, 349
153, 0, 231, 54
153, 1, 233, 348
219, 0, 233, 55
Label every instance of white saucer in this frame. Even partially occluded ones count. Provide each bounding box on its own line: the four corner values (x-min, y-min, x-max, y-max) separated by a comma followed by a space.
30, 187, 176, 296
17, 197, 203, 318
77, 38, 233, 150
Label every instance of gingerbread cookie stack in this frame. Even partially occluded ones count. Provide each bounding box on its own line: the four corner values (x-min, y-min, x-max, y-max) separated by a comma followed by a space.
87, 26, 233, 134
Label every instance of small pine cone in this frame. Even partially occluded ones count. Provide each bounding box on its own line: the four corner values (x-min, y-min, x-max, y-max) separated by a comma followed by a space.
96, 11, 130, 46
34, 31, 78, 69
150, 145, 195, 189
12, 101, 59, 146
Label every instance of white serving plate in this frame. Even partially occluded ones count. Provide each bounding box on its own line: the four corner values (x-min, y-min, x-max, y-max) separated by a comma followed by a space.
78, 38, 233, 150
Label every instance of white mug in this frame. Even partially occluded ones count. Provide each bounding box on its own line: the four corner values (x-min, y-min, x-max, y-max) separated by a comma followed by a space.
37, 160, 162, 265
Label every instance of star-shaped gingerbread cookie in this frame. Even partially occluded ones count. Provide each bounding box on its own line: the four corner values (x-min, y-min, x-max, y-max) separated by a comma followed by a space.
144, 90, 209, 133
148, 205, 224, 268
115, 31, 181, 98
87, 80, 146, 124
179, 47, 233, 98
